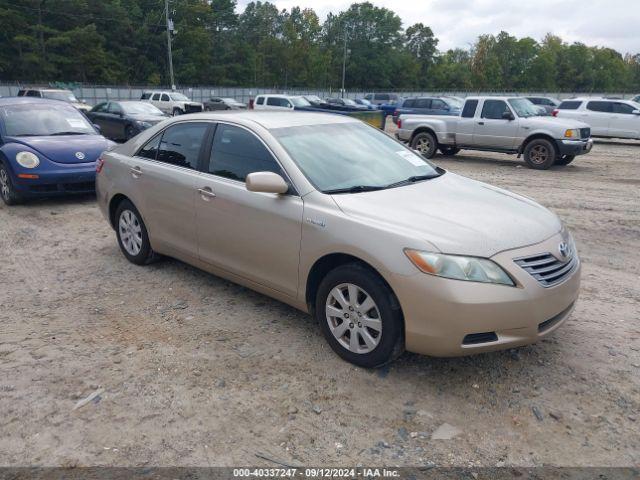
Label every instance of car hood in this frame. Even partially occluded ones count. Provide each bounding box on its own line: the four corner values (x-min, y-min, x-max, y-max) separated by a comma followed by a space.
331, 172, 561, 258
7, 135, 113, 164
522, 116, 590, 130
128, 114, 167, 123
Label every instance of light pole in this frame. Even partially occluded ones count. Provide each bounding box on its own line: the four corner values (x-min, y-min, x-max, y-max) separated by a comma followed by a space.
165, 0, 175, 90
341, 25, 348, 98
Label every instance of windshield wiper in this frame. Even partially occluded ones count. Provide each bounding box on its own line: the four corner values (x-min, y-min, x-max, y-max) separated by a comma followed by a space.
49, 131, 90, 136
385, 173, 443, 189
323, 185, 386, 194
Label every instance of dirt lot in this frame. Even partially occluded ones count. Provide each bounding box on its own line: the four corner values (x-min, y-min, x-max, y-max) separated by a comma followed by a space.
1, 132, 639, 468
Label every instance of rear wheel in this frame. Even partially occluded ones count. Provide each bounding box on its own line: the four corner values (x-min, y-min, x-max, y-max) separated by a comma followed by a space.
523, 138, 556, 170
439, 146, 460, 156
115, 200, 156, 265
172, 107, 183, 116
555, 154, 575, 166
0, 164, 23, 206
315, 263, 404, 368
411, 131, 438, 159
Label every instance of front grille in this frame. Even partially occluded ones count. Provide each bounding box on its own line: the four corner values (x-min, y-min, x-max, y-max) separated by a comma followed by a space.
580, 127, 590, 139
185, 104, 203, 113
514, 253, 577, 287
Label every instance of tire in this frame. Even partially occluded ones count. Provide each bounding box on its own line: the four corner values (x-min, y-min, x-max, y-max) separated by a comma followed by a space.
125, 125, 136, 141
115, 200, 156, 265
523, 138, 557, 170
315, 263, 404, 368
555, 154, 575, 166
439, 146, 461, 156
410, 131, 438, 159
172, 107, 183, 116
0, 163, 23, 206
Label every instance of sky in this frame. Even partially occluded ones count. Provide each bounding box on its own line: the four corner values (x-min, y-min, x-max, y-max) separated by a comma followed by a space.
237, 0, 640, 55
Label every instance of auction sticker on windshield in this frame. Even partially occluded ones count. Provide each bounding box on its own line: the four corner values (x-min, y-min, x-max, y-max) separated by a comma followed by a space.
396, 149, 426, 166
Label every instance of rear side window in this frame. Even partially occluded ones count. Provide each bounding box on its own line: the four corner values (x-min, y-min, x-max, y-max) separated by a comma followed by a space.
256, 96, 264, 105
92, 102, 108, 113
376, 94, 389, 101
267, 97, 290, 107
481, 100, 510, 119
141, 92, 151, 100
208, 124, 283, 182
527, 98, 542, 105
17, 89, 26, 96
415, 98, 431, 108
558, 101, 581, 110
26, 90, 41, 97
136, 134, 162, 160
612, 102, 636, 114
151, 93, 160, 101
156, 122, 209, 170
461, 100, 478, 118
402, 99, 415, 108
431, 99, 447, 110
587, 101, 612, 113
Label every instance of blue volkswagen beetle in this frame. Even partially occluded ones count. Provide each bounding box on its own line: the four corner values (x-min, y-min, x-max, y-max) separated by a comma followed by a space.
0, 97, 114, 205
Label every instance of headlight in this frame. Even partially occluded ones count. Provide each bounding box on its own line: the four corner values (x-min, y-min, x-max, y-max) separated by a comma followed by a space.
16, 151, 40, 169
404, 249, 514, 286
564, 129, 580, 139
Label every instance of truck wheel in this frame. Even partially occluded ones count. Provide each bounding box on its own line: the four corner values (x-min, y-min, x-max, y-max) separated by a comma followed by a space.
555, 155, 575, 166
411, 132, 437, 159
439, 146, 460, 156
172, 108, 183, 116
523, 139, 556, 170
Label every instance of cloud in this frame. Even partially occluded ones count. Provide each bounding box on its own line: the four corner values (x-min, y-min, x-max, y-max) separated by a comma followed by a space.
236, 0, 640, 54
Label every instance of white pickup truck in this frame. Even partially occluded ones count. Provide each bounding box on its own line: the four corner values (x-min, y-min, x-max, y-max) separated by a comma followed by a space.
396, 96, 593, 169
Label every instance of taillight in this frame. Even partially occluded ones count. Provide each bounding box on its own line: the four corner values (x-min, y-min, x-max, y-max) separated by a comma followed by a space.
397, 118, 402, 129
96, 157, 105, 173
552, 109, 559, 117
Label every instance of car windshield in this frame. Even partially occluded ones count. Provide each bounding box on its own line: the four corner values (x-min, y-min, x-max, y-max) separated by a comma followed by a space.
121, 102, 164, 115
271, 122, 441, 192
508, 98, 539, 118
170, 93, 189, 101
290, 97, 311, 107
343, 99, 357, 105
1, 103, 95, 136
306, 95, 322, 103
43, 90, 79, 102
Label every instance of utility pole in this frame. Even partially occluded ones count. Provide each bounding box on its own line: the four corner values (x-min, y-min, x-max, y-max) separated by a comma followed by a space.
165, 0, 175, 90
341, 25, 348, 98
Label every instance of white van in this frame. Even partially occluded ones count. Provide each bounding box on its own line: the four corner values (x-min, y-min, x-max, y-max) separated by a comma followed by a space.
253, 94, 310, 111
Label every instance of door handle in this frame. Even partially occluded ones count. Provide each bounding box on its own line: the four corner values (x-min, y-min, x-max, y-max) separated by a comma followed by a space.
130, 166, 142, 178
477, 121, 485, 125
198, 187, 216, 200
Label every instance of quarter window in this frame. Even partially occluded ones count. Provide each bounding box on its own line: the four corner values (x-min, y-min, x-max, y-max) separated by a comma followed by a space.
461, 100, 479, 118
481, 100, 510, 120
156, 122, 208, 170
208, 124, 284, 182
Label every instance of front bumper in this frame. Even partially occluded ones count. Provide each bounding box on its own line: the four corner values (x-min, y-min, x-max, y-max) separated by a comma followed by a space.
10, 163, 96, 197
556, 138, 593, 156
391, 233, 581, 357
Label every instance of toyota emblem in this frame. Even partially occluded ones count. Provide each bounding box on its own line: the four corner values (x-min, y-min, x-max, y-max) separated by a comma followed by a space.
75, 151, 86, 160
558, 241, 571, 260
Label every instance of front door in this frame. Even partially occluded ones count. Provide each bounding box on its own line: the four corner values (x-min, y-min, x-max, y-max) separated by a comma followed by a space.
195, 122, 303, 297
472, 99, 520, 149
610, 102, 640, 139
583, 101, 612, 136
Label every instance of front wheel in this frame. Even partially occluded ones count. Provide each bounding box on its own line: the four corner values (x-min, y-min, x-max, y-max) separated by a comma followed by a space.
0, 163, 23, 206
315, 263, 404, 368
523, 138, 557, 170
172, 108, 183, 116
115, 200, 157, 265
439, 146, 460, 156
555, 154, 575, 166
411, 131, 438, 159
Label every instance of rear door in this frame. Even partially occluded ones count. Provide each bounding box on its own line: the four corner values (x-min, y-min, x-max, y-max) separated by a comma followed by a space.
609, 102, 640, 139
456, 99, 479, 145
149, 93, 162, 111
472, 99, 520, 149
129, 121, 210, 256
195, 122, 303, 296
584, 101, 612, 136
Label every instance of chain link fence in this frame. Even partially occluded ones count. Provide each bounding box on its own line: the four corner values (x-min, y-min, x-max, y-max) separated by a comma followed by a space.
0, 82, 636, 106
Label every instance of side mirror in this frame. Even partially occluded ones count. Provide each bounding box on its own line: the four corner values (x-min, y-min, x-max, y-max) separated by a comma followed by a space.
502, 111, 515, 121
246, 171, 289, 194
93, 124, 101, 133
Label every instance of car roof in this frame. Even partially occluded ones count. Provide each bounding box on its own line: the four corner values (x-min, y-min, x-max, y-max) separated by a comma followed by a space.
562, 97, 634, 103
0, 97, 74, 107
165, 111, 357, 129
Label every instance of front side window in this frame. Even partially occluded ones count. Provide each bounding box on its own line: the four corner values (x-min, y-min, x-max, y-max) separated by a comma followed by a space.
161, 93, 170, 102
558, 101, 581, 110
26, 90, 41, 97
461, 100, 478, 118
272, 122, 440, 192
92, 102, 109, 113
156, 122, 208, 170
107, 102, 123, 115
0, 103, 95, 136
587, 101, 612, 113
481, 100, 511, 120
208, 124, 283, 182
151, 93, 161, 101
141, 92, 152, 100
612, 102, 636, 114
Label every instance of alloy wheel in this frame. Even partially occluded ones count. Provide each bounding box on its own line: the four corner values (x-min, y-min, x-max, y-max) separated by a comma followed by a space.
119, 209, 143, 256
0, 168, 10, 200
325, 283, 382, 354
415, 137, 431, 155
530, 145, 549, 164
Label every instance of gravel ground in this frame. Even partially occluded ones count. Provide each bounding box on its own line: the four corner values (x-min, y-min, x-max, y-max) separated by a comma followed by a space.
0, 129, 639, 468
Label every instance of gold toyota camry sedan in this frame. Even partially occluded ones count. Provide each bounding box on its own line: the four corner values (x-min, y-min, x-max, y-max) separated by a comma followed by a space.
96, 111, 580, 367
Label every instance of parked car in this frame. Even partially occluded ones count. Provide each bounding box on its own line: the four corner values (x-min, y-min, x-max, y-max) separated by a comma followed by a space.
363, 92, 401, 105
325, 98, 369, 110
141, 90, 203, 116
87, 101, 167, 142
96, 111, 580, 367
632, 95, 640, 104
17, 88, 91, 112
252, 94, 311, 110
303, 95, 326, 107
392, 96, 463, 124
397, 96, 592, 169
204, 97, 247, 111
552, 97, 640, 140
526, 96, 560, 115
0, 98, 114, 205
354, 98, 377, 110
